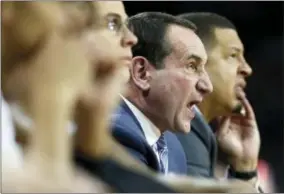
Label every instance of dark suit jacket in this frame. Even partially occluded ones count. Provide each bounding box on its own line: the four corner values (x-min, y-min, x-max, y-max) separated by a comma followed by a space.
175, 109, 217, 178
74, 151, 176, 193
111, 100, 187, 175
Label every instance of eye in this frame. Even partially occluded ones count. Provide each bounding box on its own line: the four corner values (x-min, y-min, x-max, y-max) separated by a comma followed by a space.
229, 53, 238, 59
107, 16, 122, 32
186, 62, 199, 72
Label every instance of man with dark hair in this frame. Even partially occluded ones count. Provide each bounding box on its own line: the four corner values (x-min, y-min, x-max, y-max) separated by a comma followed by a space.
111, 12, 212, 175
176, 12, 262, 191
129, 12, 197, 69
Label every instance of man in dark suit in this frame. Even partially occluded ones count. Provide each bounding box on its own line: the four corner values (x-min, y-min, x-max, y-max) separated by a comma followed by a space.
176, 105, 217, 177
111, 12, 213, 175
176, 12, 263, 192
112, 98, 188, 174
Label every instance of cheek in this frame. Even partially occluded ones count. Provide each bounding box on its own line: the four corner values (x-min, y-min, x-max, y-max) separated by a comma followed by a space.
117, 65, 130, 84
207, 60, 237, 98
174, 79, 194, 101
95, 32, 121, 57
82, 31, 118, 62
80, 33, 97, 62
159, 73, 193, 104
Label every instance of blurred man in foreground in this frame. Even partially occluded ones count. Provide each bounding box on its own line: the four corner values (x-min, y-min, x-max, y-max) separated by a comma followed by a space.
2, 2, 103, 192
1, 2, 183, 193
176, 12, 262, 192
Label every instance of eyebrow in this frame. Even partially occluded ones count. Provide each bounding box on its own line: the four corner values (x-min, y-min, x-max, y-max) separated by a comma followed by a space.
186, 54, 202, 63
230, 46, 244, 53
105, 12, 127, 22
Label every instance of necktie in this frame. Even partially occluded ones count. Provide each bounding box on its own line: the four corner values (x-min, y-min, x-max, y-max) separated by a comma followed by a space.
156, 134, 168, 174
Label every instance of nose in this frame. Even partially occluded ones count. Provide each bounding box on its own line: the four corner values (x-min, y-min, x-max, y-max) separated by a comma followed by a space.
238, 59, 252, 77
197, 71, 213, 95
122, 28, 138, 47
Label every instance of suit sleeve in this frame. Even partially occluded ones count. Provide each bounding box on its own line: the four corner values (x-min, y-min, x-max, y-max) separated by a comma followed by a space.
112, 125, 148, 165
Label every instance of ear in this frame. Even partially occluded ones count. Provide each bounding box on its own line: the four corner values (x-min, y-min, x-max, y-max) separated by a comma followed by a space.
130, 56, 152, 91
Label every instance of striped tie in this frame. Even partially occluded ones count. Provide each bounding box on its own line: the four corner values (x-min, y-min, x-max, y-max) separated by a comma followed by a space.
156, 134, 168, 174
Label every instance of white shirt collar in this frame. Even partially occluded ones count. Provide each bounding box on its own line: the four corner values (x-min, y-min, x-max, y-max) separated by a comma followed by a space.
121, 96, 161, 146
1, 94, 23, 168
2, 95, 16, 147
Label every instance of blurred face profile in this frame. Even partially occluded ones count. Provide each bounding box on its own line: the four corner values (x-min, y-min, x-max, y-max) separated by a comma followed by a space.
88, 1, 137, 82
205, 28, 252, 114
144, 25, 212, 133
2, 1, 137, 102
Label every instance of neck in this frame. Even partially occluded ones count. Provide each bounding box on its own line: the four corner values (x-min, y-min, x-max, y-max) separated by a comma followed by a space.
26, 86, 73, 178
126, 86, 165, 133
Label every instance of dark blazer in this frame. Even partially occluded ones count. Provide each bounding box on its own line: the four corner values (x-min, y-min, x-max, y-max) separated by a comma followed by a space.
74, 152, 176, 193
111, 100, 187, 175
175, 108, 217, 178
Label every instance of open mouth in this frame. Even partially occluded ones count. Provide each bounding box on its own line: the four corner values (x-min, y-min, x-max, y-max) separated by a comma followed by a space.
235, 80, 247, 100
187, 101, 199, 109
235, 86, 246, 100
186, 100, 201, 119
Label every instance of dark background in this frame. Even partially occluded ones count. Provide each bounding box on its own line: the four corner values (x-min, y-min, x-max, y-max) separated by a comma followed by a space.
124, 1, 284, 192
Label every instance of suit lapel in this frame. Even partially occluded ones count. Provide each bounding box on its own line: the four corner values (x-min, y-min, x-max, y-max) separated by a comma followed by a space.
191, 110, 212, 150
115, 99, 145, 136
117, 100, 162, 172
191, 108, 217, 176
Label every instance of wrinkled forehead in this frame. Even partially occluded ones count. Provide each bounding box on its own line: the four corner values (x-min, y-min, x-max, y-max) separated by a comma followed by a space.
168, 25, 207, 61
214, 28, 244, 51
95, 1, 128, 21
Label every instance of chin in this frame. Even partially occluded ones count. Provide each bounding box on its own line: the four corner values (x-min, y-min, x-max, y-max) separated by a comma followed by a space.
174, 119, 191, 134
230, 96, 242, 113
118, 66, 130, 83
232, 101, 243, 114
222, 98, 240, 114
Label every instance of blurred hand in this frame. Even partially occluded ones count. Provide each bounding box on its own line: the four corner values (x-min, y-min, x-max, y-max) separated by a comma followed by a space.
215, 96, 260, 172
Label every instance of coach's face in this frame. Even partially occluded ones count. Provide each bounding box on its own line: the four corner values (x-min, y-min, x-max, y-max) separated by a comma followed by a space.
147, 25, 212, 133
205, 28, 252, 114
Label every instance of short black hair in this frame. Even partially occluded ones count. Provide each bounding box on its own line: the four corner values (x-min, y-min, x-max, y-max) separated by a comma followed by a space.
178, 12, 236, 49
128, 12, 196, 69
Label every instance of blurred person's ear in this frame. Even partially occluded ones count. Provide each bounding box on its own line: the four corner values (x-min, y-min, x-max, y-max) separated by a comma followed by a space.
1, 2, 61, 65
1, 2, 65, 103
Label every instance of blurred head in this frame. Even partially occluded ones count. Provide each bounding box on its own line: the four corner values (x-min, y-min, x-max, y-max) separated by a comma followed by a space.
82, 1, 137, 81
179, 13, 252, 120
127, 12, 212, 133
1, 2, 137, 132
2, 1, 137, 102
1, 2, 61, 101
